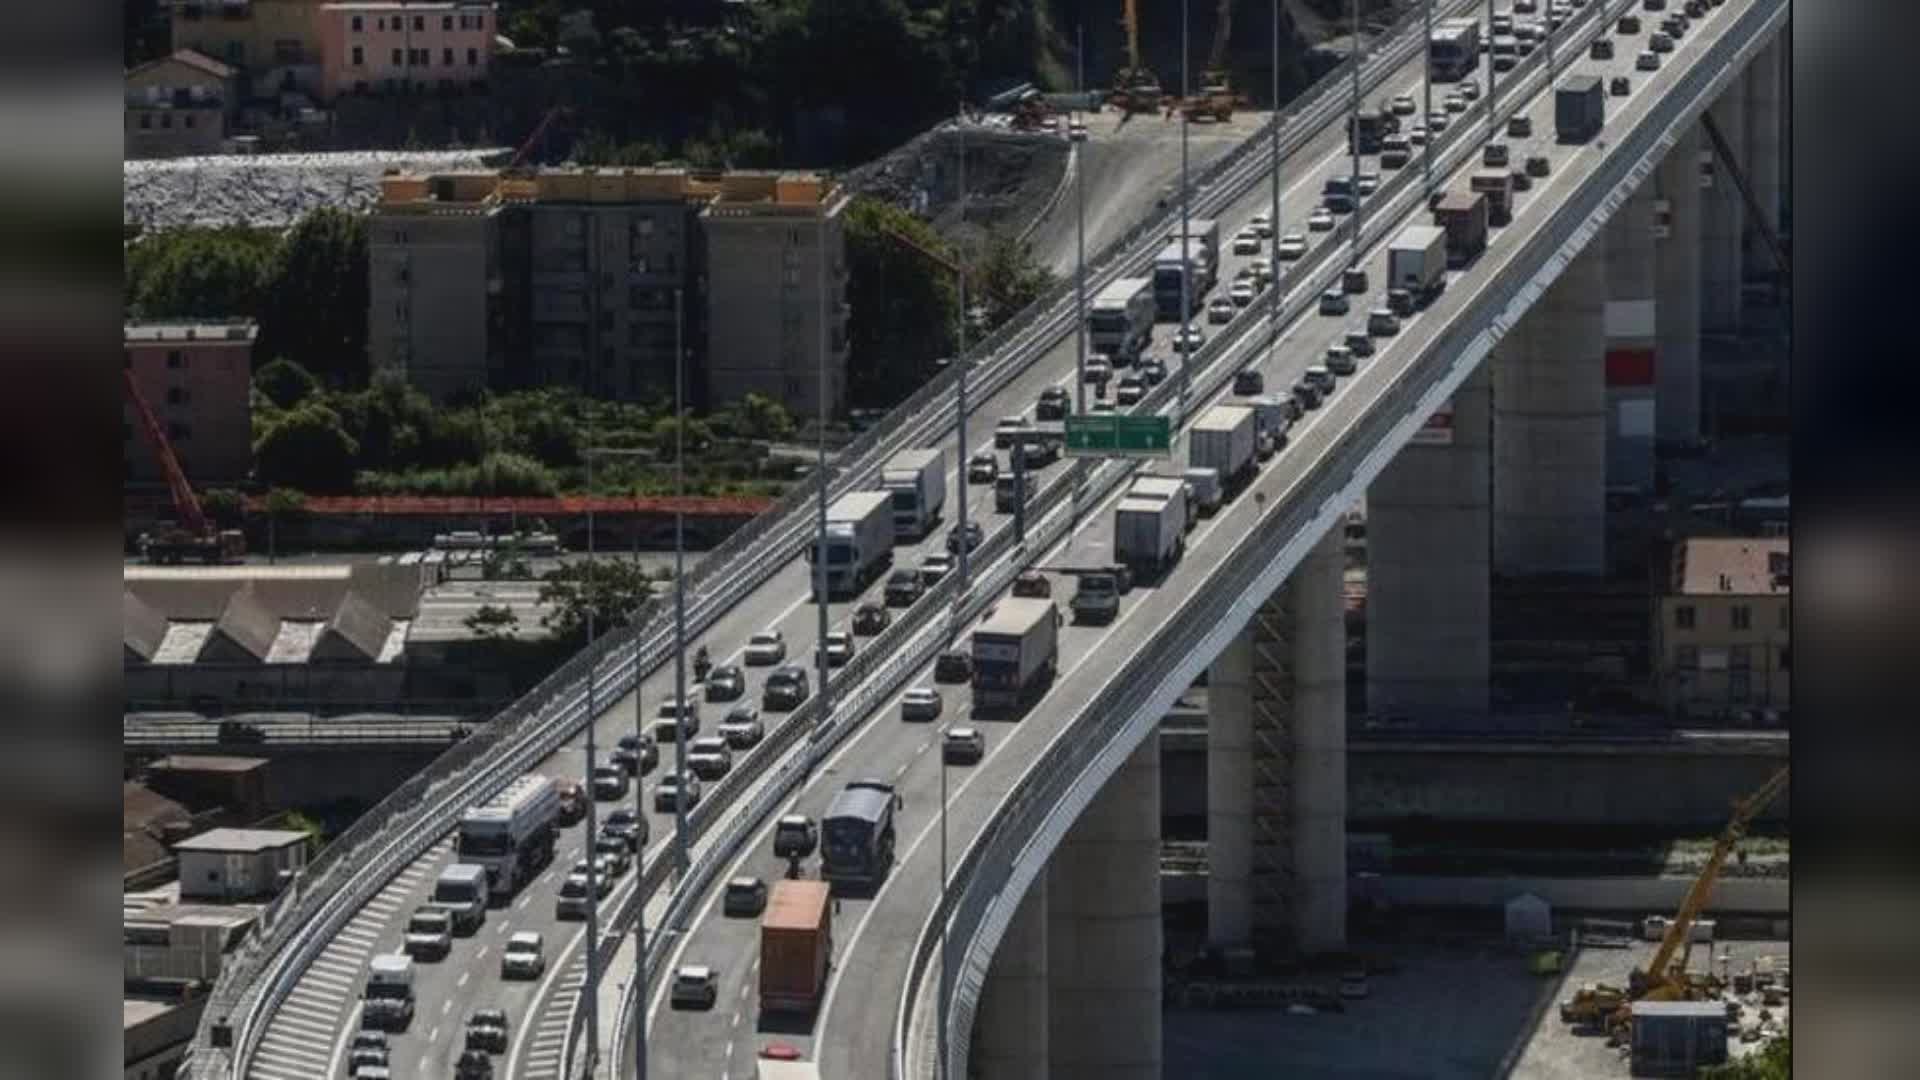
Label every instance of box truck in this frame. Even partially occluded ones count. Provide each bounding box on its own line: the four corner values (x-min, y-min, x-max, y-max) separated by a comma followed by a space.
1432, 192, 1490, 267
879, 448, 947, 540
1164, 217, 1220, 276
1469, 169, 1514, 227
1243, 394, 1295, 456
971, 597, 1060, 711
1088, 277, 1156, 363
809, 490, 894, 599
1387, 224, 1449, 308
759, 880, 832, 1013
1114, 490, 1187, 580
1152, 239, 1213, 320
1188, 404, 1258, 495
1555, 74, 1605, 144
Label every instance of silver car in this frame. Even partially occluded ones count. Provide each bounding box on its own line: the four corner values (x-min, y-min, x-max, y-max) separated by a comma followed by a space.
901, 686, 943, 722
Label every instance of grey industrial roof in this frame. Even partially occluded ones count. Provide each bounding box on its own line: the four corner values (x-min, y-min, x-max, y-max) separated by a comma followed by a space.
172, 827, 307, 854
124, 563, 425, 621
198, 586, 280, 663
124, 591, 170, 663
312, 591, 394, 662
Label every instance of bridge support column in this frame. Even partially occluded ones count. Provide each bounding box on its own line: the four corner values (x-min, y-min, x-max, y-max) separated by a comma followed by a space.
1743, 36, 1784, 266
1701, 88, 1747, 333
1205, 628, 1254, 950
1048, 736, 1161, 1080
1366, 362, 1491, 718
1494, 231, 1607, 577
1288, 526, 1347, 954
1604, 185, 1658, 494
1655, 125, 1704, 444
973, 872, 1048, 1079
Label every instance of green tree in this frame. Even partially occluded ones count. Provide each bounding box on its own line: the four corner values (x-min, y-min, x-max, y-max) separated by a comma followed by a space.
972, 228, 1057, 334
1700, 1037, 1788, 1080
724, 393, 796, 442
125, 227, 279, 321
464, 603, 523, 641
201, 488, 246, 528
254, 403, 360, 492
254, 358, 321, 410
538, 558, 654, 643
260, 208, 371, 387
842, 196, 958, 409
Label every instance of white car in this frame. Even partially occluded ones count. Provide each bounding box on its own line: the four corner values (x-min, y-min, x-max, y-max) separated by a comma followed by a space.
1115, 376, 1146, 405
822, 631, 856, 666
1427, 111, 1450, 132
1390, 94, 1417, 115
1229, 280, 1257, 306
919, 552, 954, 585
1231, 230, 1263, 255
1275, 232, 1309, 260
671, 965, 718, 1009
1068, 120, 1088, 141
1357, 172, 1380, 197
1407, 124, 1429, 147
687, 735, 733, 779
1172, 324, 1207, 353
502, 931, 546, 978
1207, 297, 1237, 324
1457, 80, 1480, 101
901, 686, 943, 721
744, 629, 785, 665
1444, 93, 1468, 114
1307, 209, 1335, 232
1636, 50, 1660, 70
717, 705, 764, 747
1248, 211, 1274, 237
1082, 357, 1112, 385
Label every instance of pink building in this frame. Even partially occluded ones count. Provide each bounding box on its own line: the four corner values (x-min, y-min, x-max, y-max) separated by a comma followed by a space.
317, 1, 495, 101
123, 321, 256, 487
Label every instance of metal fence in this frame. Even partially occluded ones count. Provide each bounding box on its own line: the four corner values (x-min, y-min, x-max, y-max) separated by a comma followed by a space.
899, 2, 1786, 1075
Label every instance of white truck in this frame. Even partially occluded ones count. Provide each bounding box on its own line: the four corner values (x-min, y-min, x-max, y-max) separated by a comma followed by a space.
431, 863, 490, 934
1165, 217, 1221, 276
457, 773, 561, 896
1131, 475, 1195, 533
1387, 224, 1449, 308
809, 490, 895, 599
1184, 467, 1224, 517
363, 953, 416, 1030
1188, 404, 1258, 494
1152, 239, 1214, 320
971, 597, 1061, 712
1088, 277, 1156, 364
879, 448, 947, 540
1243, 394, 1295, 457
1114, 487, 1187, 580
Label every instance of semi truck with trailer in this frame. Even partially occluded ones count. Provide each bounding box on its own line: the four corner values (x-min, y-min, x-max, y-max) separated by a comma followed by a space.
1088, 277, 1156, 364
1242, 394, 1295, 455
809, 490, 895, 599
1432, 191, 1490, 267
1428, 16, 1482, 81
1187, 404, 1258, 497
971, 597, 1061, 711
1164, 218, 1221, 277
1387, 224, 1449, 308
878, 448, 947, 540
760, 880, 833, 1013
1152, 238, 1215, 320
456, 773, 561, 896
1555, 74, 1605, 144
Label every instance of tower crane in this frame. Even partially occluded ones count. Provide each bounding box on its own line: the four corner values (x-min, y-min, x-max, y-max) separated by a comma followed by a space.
124, 367, 245, 564
1559, 766, 1789, 1032
1108, 0, 1163, 115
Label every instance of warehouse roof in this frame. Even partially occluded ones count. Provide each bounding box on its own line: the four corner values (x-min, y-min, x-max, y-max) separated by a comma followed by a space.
312, 591, 394, 662
173, 827, 308, 855
1671, 538, 1791, 597
198, 586, 280, 663
124, 591, 170, 663
125, 563, 425, 620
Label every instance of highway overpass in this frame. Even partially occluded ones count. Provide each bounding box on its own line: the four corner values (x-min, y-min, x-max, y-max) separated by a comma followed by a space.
180, 0, 1789, 1077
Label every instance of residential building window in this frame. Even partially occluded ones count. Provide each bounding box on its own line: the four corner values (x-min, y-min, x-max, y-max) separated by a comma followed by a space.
166, 387, 190, 406
634, 218, 654, 238
783, 249, 800, 267
185, 114, 196, 129
1779, 605, 1789, 630
161, 114, 173, 129
443, 15, 453, 30
392, 47, 403, 65
467, 47, 479, 66
783, 267, 800, 287
353, 45, 364, 65
166, 350, 184, 369
139, 113, 152, 129
1731, 605, 1752, 631
168, 423, 192, 442
414, 15, 425, 31
1729, 645, 1752, 670
224, 41, 243, 64
1778, 646, 1791, 671
376, 17, 384, 30
1728, 669, 1751, 702
477, 13, 486, 30
351, 14, 363, 31
443, 47, 454, 66
1675, 645, 1699, 671
1673, 604, 1694, 630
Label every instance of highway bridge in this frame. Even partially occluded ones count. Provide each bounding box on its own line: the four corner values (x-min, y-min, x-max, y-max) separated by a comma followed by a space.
182, 0, 1789, 1077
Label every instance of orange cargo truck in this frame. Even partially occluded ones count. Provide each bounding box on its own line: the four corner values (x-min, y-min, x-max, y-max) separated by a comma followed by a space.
760, 880, 833, 1013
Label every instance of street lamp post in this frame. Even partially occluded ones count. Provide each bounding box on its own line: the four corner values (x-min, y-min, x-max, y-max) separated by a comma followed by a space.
1424, 0, 1435, 196
671, 289, 690, 882
1269, 0, 1282, 350
1349, 0, 1364, 260
956, 110, 972, 591
582, 408, 601, 1072
1179, 0, 1192, 409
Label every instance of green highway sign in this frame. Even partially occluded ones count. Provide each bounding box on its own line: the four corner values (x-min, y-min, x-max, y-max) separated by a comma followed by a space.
1064, 414, 1173, 458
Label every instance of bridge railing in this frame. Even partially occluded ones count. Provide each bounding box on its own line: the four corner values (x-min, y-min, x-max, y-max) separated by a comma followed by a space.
898, 1, 1784, 1075
185, 2, 1481, 1072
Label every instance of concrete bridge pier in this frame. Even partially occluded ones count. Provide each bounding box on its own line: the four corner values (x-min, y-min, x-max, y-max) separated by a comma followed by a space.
1206, 526, 1346, 956
1366, 362, 1492, 717
1047, 736, 1161, 1080
1603, 185, 1659, 493
971, 873, 1048, 1079
1655, 125, 1705, 444
1494, 234, 1608, 576
1743, 36, 1785, 266
1700, 86, 1748, 333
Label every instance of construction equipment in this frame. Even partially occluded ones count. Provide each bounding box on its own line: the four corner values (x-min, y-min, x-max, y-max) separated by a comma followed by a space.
1009, 92, 1055, 132
1109, 0, 1163, 115
1185, 0, 1241, 121
124, 368, 245, 564
1560, 767, 1789, 1032
484, 106, 568, 205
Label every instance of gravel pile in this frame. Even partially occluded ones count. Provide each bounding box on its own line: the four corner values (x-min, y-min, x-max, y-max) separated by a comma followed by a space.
124, 148, 510, 230
840, 120, 1069, 254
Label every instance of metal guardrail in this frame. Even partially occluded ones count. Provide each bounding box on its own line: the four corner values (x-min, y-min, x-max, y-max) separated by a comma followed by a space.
184, 3, 1485, 1072
902, 2, 1787, 1076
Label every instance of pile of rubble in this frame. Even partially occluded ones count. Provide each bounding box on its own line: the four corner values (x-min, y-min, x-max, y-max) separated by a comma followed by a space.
124, 148, 508, 230
839, 120, 1070, 253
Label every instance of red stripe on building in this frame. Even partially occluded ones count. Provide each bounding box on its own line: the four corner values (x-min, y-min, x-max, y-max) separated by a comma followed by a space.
1605, 348, 1656, 387
244, 494, 775, 517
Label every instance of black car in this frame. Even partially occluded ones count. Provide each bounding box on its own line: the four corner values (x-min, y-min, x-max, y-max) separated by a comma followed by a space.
704, 664, 746, 702
946, 521, 984, 554
1525, 155, 1552, 178
456, 1049, 495, 1079
1617, 13, 1641, 33
602, 808, 644, 850
465, 1009, 509, 1053
761, 665, 810, 711
1232, 369, 1265, 395
1610, 75, 1631, 97
1292, 381, 1323, 411
1138, 359, 1168, 387
885, 568, 924, 607
1035, 387, 1071, 420
934, 651, 973, 683
852, 603, 891, 635
613, 733, 657, 775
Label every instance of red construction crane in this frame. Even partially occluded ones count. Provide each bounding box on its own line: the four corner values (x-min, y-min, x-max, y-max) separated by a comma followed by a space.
124, 367, 245, 564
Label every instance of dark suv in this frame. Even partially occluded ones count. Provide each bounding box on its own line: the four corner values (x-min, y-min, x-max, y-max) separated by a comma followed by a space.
934, 651, 973, 683
885, 569, 924, 607
1035, 387, 1071, 420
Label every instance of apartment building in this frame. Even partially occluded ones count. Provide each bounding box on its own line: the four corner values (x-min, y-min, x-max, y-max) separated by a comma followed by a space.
317, 1, 494, 100
171, 0, 326, 97
125, 49, 237, 159
123, 322, 257, 486
1652, 537, 1791, 718
369, 167, 850, 414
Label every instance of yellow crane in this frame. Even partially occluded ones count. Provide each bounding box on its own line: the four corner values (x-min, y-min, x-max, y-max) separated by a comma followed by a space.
1187, 0, 1239, 121
1560, 766, 1789, 1032
1109, 0, 1163, 115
